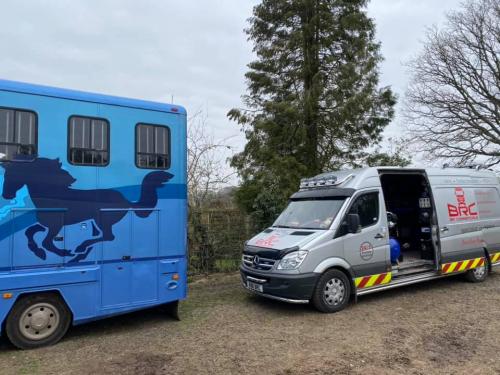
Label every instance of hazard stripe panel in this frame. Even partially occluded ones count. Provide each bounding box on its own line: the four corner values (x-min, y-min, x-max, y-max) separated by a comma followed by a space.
355, 272, 392, 289
490, 252, 500, 264
441, 257, 485, 274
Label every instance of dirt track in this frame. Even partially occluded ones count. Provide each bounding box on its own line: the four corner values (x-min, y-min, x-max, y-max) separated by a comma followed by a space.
2, 271, 500, 374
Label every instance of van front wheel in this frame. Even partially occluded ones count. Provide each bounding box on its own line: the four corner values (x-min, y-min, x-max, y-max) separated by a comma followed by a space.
465, 262, 488, 283
312, 269, 351, 313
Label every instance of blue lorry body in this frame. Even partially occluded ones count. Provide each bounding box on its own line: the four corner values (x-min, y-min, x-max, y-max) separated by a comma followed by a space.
0, 80, 187, 334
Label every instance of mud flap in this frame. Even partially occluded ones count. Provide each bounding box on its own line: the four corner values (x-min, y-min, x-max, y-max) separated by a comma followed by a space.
164, 300, 180, 321
485, 248, 492, 274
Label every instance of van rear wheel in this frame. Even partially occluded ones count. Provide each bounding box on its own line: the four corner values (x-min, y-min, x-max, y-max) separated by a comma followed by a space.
5, 293, 71, 350
465, 262, 488, 283
312, 269, 351, 313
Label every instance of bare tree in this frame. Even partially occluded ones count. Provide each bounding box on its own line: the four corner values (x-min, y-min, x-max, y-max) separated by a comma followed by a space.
405, 0, 500, 167
188, 110, 235, 208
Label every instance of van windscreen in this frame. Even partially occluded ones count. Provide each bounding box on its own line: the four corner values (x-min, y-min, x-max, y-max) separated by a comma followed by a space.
273, 198, 346, 230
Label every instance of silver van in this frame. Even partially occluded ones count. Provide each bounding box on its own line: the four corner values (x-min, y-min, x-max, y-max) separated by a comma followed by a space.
240, 167, 500, 312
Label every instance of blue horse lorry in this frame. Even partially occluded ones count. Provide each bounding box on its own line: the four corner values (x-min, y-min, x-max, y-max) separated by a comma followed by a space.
0, 80, 187, 349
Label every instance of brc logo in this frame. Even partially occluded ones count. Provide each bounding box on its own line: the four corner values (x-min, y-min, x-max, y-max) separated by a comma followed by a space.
447, 187, 478, 221
255, 234, 280, 248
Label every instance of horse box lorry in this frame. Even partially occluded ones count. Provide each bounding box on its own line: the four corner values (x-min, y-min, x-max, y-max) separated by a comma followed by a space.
0, 80, 187, 349
241, 167, 500, 312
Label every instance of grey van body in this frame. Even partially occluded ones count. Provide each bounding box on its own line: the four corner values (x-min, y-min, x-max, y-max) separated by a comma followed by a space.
240, 167, 500, 311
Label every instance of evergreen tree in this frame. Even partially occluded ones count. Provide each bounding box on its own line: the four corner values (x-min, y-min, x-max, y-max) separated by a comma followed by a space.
230, 0, 396, 226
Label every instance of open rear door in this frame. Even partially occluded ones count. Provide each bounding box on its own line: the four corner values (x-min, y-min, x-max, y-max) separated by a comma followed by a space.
423, 172, 442, 271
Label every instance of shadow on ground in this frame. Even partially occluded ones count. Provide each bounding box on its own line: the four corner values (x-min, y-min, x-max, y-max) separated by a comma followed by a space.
0, 272, 468, 350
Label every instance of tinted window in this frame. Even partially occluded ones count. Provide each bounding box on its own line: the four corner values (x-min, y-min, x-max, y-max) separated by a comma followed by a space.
68, 116, 109, 166
136, 124, 170, 169
348, 192, 379, 228
0, 108, 37, 161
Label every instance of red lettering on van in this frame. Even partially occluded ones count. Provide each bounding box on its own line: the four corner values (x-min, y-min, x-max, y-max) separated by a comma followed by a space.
447, 187, 478, 221
256, 234, 280, 248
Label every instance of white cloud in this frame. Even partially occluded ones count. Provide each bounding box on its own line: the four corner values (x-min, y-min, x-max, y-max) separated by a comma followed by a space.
0, 0, 462, 166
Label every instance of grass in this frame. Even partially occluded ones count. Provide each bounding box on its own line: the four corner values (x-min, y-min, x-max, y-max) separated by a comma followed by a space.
17, 358, 39, 375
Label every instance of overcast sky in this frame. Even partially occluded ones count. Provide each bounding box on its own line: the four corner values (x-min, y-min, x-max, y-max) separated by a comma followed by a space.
0, 0, 463, 160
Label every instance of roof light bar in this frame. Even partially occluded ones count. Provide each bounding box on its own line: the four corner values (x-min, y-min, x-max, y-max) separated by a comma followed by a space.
299, 173, 355, 190
299, 176, 338, 190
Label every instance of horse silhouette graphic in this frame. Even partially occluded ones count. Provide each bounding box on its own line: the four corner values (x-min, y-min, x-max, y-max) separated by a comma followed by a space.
1, 158, 173, 262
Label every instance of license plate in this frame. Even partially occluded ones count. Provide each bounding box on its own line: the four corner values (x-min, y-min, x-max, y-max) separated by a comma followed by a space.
247, 281, 263, 292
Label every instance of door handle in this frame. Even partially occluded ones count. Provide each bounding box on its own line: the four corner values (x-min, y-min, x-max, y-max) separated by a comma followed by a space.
440, 227, 449, 233
374, 233, 385, 239
122, 255, 131, 261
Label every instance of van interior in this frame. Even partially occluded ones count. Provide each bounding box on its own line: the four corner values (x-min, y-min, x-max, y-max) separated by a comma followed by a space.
380, 172, 437, 275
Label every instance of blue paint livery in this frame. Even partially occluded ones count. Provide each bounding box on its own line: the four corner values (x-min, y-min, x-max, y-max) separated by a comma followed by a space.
0, 80, 187, 334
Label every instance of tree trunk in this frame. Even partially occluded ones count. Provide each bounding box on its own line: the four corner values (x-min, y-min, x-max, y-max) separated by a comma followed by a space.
302, 0, 321, 175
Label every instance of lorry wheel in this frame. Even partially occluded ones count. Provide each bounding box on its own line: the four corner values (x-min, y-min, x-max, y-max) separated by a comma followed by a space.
6, 293, 71, 350
465, 261, 488, 283
312, 269, 351, 313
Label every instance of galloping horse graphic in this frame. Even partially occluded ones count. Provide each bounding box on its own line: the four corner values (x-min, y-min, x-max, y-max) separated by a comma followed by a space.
1, 158, 173, 262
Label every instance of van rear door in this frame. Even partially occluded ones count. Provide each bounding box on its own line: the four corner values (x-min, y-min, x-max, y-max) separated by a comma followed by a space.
433, 186, 485, 266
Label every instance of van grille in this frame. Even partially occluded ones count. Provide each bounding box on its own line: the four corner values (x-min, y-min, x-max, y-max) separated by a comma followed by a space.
242, 254, 277, 271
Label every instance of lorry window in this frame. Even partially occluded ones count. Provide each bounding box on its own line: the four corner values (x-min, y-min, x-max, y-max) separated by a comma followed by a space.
0, 108, 37, 161
135, 123, 170, 169
273, 198, 345, 230
68, 116, 109, 166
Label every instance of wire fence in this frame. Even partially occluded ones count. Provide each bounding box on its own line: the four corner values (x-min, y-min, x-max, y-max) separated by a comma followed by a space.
188, 209, 263, 275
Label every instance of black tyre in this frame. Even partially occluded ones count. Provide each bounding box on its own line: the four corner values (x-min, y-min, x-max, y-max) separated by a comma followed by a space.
465, 260, 488, 283
312, 269, 351, 313
6, 293, 71, 349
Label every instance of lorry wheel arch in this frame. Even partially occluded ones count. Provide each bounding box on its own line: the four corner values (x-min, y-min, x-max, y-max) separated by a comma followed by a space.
5, 291, 73, 349
2, 289, 74, 331
12, 290, 74, 320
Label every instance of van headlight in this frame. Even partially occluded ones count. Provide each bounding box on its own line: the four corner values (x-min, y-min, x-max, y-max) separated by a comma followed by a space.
277, 250, 308, 270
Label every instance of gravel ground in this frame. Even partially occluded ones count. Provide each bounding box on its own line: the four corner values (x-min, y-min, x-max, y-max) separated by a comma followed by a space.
1, 271, 500, 374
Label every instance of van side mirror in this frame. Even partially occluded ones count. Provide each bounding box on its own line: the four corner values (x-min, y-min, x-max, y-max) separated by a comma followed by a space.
347, 214, 361, 233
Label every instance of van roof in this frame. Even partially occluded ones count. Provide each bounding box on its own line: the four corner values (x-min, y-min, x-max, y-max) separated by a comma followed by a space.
309, 166, 498, 191
316, 166, 497, 178
0, 79, 186, 115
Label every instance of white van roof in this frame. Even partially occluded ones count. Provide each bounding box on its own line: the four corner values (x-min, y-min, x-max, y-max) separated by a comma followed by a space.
306, 167, 499, 191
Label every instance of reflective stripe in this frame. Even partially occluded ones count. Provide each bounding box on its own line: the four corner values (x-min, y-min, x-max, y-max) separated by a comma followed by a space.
458, 260, 469, 271
471, 258, 482, 268
355, 272, 392, 289
441, 257, 485, 274
490, 252, 500, 264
